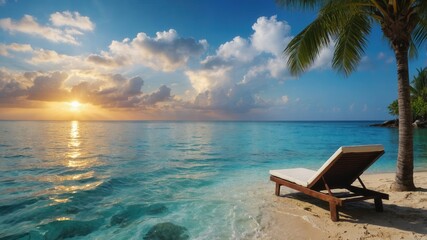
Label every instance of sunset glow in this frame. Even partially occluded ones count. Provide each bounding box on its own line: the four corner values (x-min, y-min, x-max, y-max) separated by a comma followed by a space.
69, 101, 81, 111
0, 1, 425, 120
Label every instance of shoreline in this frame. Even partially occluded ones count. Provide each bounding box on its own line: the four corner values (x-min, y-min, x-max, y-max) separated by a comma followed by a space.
258, 171, 427, 239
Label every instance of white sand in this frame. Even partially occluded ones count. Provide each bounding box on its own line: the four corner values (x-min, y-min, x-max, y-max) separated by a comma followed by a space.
257, 171, 427, 240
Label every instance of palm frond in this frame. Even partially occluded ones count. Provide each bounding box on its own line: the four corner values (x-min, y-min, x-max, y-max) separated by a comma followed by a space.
284, 16, 333, 75
275, 0, 328, 10
408, 40, 419, 59
332, 14, 371, 75
411, 67, 427, 94
416, 0, 427, 18
412, 18, 427, 48
281, 0, 427, 77
368, 0, 390, 19
410, 85, 418, 96
284, 0, 372, 76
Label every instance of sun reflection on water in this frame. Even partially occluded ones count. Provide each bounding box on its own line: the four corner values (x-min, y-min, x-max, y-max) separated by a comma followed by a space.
41, 121, 105, 199
69, 121, 80, 148
65, 121, 103, 172
67, 121, 83, 167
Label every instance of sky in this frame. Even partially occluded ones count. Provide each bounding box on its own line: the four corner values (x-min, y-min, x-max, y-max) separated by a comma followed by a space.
0, 0, 426, 121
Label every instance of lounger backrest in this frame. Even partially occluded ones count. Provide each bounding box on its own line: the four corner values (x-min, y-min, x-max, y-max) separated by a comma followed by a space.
307, 145, 385, 190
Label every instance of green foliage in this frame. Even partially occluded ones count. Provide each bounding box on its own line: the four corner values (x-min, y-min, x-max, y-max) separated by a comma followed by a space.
388, 67, 427, 121
412, 96, 427, 120
410, 67, 427, 101
388, 100, 399, 117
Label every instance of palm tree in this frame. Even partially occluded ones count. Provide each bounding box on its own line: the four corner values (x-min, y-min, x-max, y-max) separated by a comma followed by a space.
277, 0, 427, 191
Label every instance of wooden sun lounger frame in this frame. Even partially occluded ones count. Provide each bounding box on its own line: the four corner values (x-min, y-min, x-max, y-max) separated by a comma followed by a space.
270, 147, 389, 221
270, 175, 389, 221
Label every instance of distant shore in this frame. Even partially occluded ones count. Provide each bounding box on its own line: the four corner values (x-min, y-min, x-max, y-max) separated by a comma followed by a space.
371, 119, 427, 128
259, 171, 427, 239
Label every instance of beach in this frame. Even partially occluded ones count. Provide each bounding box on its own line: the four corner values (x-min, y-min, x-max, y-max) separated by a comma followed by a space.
259, 171, 427, 240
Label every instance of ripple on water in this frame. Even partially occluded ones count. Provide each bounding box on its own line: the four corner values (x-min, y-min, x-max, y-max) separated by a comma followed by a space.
2, 154, 32, 159
1, 121, 417, 239
56, 176, 133, 206
0, 197, 41, 216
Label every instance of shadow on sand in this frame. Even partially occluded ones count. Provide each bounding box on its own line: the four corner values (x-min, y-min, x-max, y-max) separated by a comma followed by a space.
283, 189, 427, 235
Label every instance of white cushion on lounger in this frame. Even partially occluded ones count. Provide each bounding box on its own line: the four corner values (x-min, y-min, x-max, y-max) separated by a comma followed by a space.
269, 168, 316, 187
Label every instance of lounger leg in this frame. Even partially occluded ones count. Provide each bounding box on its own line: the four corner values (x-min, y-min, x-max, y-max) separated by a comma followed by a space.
329, 202, 339, 222
374, 198, 383, 212
275, 183, 281, 196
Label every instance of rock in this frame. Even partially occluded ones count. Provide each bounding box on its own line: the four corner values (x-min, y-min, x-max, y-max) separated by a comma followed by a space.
41, 219, 101, 239
413, 120, 427, 128
144, 222, 189, 240
371, 119, 427, 128
413, 120, 421, 127
370, 119, 398, 127
1, 219, 102, 239
110, 203, 167, 227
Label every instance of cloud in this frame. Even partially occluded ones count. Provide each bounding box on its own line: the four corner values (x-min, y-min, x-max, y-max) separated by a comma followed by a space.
29, 49, 80, 64
183, 15, 294, 114
192, 87, 258, 113
0, 15, 78, 45
50, 11, 95, 31
186, 66, 274, 113
386, 57, 394, 64
0, 69, 37, 107
108, 29, 208, 71
332, 106, 341, 112
362, 104, 368, 112
281, 95, 289, 104
0, 14, 344, 119
69, 74, 145, 108
186, 67, 231, 93
0, 75, 27, 100
0, 12, 94, 45
377, 51, 394, 64
27, 71, 70, 101
142, 85, 172, 105
27, 48, 125, 72
0, 43, 33, 56
217, 36, 257, 62
251, 15, 292, 56
86, 53, 122, 67
0, 68, 175, 109
68, 74, 171, 108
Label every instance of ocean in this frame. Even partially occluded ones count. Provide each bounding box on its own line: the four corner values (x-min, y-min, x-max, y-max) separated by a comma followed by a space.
0, 121, 426, 239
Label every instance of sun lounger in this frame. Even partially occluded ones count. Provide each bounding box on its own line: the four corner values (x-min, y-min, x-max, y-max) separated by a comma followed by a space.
269, 145, 389, 221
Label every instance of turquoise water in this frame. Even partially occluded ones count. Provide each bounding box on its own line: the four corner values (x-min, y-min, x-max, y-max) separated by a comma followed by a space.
0, 121, 426, 239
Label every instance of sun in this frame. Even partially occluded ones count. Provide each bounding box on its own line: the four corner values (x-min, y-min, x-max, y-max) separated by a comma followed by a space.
69, 101, 81, 111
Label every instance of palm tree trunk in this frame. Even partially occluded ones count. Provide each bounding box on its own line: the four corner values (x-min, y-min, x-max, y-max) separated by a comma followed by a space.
393, 44, 416, 191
